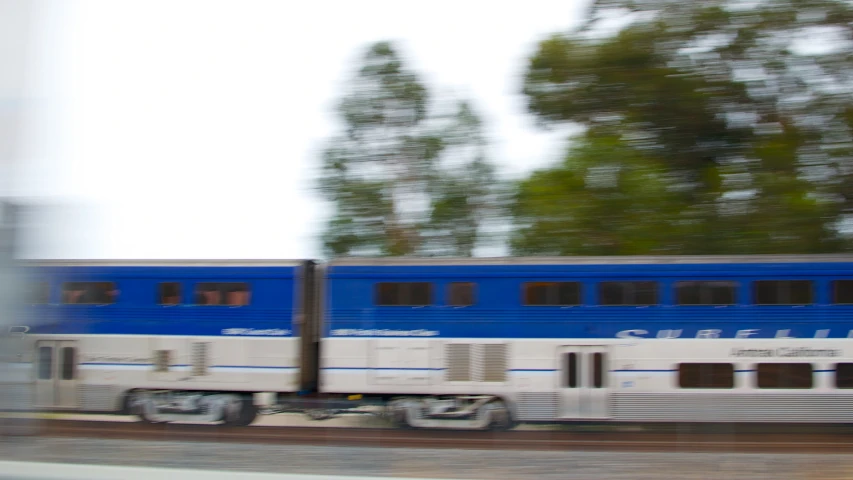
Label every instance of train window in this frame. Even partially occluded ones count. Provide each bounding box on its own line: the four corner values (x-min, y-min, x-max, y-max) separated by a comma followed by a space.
832, 280, 853, 304
599, 281, 658, 306
28, 282, 49, 305
564, 352, 578, 388
61, 347, 76, 380
593, 352, 605, 388
678, 363, 734, 389
61, 282, 118, 305
523, 282, 581, 306
756, 363, 813, 389
835, 363, 853, 388
194, 283, 251, 306
754, 280, 813, 305
675, 281, 736, 305
38, 347, 52, 379
447, 282, 476, 306
158, 282, 181, 305
375, 282, 432, 306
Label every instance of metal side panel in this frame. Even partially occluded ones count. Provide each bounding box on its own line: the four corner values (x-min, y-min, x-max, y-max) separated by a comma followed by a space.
611, 392, 853, 422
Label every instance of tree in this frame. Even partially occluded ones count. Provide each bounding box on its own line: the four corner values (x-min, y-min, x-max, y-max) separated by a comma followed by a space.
512, 136, 688, 255
318, 42, 501, 257
515, 0, 853, 255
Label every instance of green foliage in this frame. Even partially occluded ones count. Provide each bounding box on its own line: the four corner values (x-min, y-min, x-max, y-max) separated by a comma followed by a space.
318, 42, 502, 257
512, 136, 686, 255
515, 0, 853, 255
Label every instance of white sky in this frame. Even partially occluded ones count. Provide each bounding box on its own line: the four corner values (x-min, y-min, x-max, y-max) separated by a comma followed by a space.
14, 0, 588, 260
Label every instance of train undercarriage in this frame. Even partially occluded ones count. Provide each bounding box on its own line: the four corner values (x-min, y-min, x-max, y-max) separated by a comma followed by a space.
125, 390, 514, 431
127, 390, 257, 426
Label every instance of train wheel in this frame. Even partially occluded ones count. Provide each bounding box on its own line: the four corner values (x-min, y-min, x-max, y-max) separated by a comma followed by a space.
485, 400, 514, 431
224, 396, 257, 427
129, 392, 166, 424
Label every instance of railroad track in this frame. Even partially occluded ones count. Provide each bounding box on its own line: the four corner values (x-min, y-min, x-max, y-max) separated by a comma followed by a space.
3, 419, 853, 454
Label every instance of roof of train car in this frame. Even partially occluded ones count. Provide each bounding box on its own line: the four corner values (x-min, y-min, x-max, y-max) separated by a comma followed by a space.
326, 254, 853, 266
18, 259, 311, 267
15, 255, 853, 268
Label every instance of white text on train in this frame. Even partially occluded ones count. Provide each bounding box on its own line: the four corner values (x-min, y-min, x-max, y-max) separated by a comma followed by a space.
729, 347, 842, 357
330, 329, 439, 337
616, 329, 844, 339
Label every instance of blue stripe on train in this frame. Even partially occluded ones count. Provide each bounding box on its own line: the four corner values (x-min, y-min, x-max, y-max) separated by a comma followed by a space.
26, 322, 294, 337
323, 323, 853, 339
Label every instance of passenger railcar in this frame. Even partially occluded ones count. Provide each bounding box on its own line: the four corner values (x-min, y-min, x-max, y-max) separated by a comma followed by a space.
9, 255, 853, 429
320, 255, 853, 429
17, 260, 318, 425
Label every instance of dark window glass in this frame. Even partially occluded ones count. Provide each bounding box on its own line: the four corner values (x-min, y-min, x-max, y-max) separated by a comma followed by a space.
675, 281, 737, 305
62, 282, 117, 305
376, 283, 397, 306
557, 282, 580, 305
565, 352, 578, 388
29, 282, 49, 305
678, 363, 734, 389
593, 352, 605, 388
524, 282, 550, 305
832, 281, 853, 304
195, 282, 251, 306
599, 282, 623, 305
38, 347, 52, 379
835, 363, 853, 388
523, 282, 581, 306
61, 347, 75, 380
756, 363, 813, 389
754, 281, 813, 305
374, 282, 432, 306
159, 282, 181, 305
448, 282, 476, 306
599, 281, 658, 306
409, 283, 431, 306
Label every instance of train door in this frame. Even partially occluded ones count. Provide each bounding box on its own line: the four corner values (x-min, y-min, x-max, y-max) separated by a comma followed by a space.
34, 340, 79, 408
557, 345, 610, 419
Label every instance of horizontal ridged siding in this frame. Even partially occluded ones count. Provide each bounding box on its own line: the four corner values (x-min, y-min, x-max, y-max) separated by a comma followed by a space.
611, 393, 853, 422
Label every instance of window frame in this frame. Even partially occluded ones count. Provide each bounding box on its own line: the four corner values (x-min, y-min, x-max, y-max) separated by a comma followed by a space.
755, 362, 813, 389
61, 281, 118, 305
522, 281, 582, 306
677, 362, 735, 389
753, 280, 814, 306
447, 282, 476, 307
835, 363, 853, 389
674, 281, 738, 306
194, 282, 252, 307
598, 281, 659, 306
374, 282, 433, 307
158, 282, 182, 305
831, 280, 853, 305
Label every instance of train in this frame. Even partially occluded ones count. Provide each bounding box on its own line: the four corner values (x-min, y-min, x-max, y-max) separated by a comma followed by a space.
5, 254, 853, 430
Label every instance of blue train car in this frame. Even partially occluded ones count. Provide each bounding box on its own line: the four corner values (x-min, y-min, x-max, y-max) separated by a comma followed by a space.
21, 260, 317, 425
320, 255, 853, 429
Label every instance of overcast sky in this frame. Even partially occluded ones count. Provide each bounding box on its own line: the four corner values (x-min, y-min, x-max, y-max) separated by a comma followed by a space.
14, 0, 589, 260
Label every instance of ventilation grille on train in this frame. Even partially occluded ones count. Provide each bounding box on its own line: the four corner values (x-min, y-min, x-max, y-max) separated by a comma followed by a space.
445, 343, 507, 383
191, 342, 209, 376
153, 350, 170, 372
79, 385, 114, 411
516, 392, 559, 421
611, 393, 853, 423
446, 344, 472, 381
